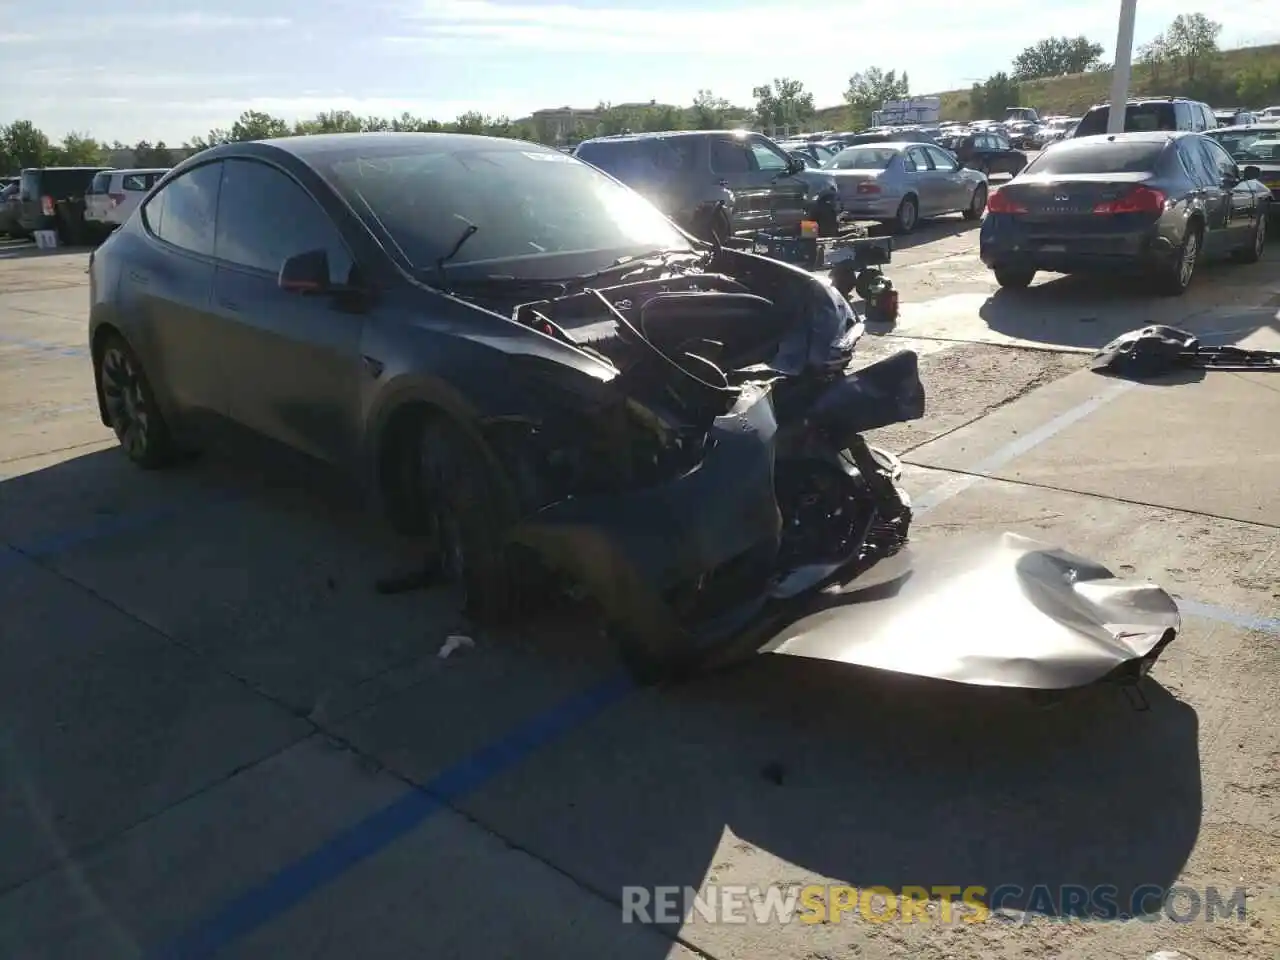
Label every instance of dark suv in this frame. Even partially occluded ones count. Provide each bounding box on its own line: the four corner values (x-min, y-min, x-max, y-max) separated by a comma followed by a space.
1072, 98, 1217, 138
573, 131, 817, 240
17, 166, 112, 244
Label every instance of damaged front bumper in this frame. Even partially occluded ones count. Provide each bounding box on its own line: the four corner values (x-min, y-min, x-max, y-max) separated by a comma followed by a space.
763, 532, 1181, 691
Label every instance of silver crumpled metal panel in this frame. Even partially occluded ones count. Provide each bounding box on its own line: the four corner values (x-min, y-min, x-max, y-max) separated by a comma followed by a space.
764, 532, 1181, 690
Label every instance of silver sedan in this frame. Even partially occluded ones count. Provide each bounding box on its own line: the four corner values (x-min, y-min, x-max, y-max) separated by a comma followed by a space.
819, 142, 989, 234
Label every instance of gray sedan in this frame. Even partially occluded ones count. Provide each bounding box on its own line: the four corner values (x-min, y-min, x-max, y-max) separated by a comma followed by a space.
820, 142, 989, 233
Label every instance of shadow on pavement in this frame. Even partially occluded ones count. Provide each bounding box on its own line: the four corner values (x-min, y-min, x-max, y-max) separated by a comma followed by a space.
978, 268, 1280, 351
867, 216, 976, 253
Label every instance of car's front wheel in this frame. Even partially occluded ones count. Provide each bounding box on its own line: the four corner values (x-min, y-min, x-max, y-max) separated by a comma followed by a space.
413, 414, 522, 622
993, 265, 1035, 289
963, 184, 987, 220
98, 334, 177, 468
1232, 211, 1266, 264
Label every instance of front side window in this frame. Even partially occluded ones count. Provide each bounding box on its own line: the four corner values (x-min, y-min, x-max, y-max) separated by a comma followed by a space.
748, 138, 790, 172
925, 146, 957, 170
143, 161, 222, 256
709, 137, 752, 174
213, 158, 353, 283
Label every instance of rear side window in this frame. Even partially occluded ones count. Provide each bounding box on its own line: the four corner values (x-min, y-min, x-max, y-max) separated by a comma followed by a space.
213, 158, 353, 283
122, 173, 156, 191
143, 162, 222, 256
1024, 140, 1166, 175
709, 137, 752, 173
574, 139, 693, 184
89, 172, 113, 195
40, 169, 105, 198
1076, 103, 1176, 136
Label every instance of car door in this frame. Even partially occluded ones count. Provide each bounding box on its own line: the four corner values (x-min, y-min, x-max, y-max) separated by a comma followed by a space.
1202, 136, 1258, 249
924, 145, 969, 210
125, 161, 227, 422
708, 136, 762, 231
1181, 137, 1232, 256
905, 145, 941, 214
210, 157, 364, 466
745, 135, 808, 230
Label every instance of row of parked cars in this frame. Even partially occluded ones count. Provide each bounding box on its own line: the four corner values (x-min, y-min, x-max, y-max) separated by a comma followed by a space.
0, 165, 169, 243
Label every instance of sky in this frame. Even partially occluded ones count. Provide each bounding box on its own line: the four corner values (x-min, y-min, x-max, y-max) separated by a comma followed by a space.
2, 0, 1279, 145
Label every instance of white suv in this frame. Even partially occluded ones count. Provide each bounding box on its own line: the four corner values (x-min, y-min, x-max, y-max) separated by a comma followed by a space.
85, 168, 169, 227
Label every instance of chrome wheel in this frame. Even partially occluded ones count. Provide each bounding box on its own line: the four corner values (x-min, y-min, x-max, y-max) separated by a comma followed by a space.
1178, 230, 1199, 287
101, 346, 152, 459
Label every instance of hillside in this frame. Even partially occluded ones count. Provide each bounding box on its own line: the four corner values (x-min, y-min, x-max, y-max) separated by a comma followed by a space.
528, 41, 1280, 134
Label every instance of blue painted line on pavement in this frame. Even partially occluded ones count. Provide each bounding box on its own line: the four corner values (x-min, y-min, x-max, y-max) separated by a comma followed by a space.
145, 671, 637, 960
1177, 598, 1280, 635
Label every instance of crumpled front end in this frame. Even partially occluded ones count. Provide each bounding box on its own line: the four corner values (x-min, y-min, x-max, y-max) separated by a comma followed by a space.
763, 532, 1181, 691
508, 382, 786, 665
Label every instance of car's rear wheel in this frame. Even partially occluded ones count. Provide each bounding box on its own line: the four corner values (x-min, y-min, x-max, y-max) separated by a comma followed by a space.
413, 414, 522, 622
994, 265, 1035, 289
893, 195, 918, 234
98, 334, 177, 468
1155, 222, 1202, 296
1232, 212, 1266, 264
963, 184, 987, 220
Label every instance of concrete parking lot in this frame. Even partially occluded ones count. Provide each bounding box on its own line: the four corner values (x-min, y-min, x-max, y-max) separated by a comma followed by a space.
1, 222, 1278, 960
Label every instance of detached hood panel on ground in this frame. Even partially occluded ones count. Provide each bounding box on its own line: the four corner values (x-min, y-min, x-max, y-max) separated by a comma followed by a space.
762, 532, 1180, 690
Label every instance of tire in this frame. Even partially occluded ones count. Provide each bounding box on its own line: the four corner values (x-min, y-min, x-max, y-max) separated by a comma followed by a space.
993, 265, 1035, 289
1154, 221, 1202, 296
963, 184, 987, 220
893, 195, 919, 234
98, 334, 178, 469
413, 414, 522, 623
1231, 212, 1266, 264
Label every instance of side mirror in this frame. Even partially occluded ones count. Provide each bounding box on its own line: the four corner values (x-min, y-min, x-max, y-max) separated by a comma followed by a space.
279, 249, 331, 294
786, 156, 805, 175
1241, 165, 1262, 182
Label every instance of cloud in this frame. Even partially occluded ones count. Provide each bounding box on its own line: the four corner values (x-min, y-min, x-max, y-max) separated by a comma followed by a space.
0, 12, 291, 43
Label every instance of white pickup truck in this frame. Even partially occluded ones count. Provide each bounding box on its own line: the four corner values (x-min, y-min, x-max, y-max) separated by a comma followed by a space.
85, 168, 169, 228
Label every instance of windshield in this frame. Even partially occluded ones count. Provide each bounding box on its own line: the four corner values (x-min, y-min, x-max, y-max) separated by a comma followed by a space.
1076, 103, 1175, 136
823, 147, 898, 170
320, 144, 689, 276
1209, 129, 1280, 160
1023, 140, 1165, 175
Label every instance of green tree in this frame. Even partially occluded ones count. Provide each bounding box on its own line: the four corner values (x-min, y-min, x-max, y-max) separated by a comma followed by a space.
690, 89, 732, 128
51, 131, 104, 165
1237, 66, 1279, 105
1012, 35, 1104, 80
752, 78, 815, 134
0, 120, 53, 172
843, 68, 910, 128
133, 140, 175, 166
228, 110, 292, 142
1137, 32, 1171, 90
1164, 13, 1221, 83
969, 73, 1021, 120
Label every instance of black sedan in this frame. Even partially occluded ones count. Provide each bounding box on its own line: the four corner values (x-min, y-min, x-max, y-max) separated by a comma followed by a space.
86, 132, 930, 678
980, 131, 1271, 295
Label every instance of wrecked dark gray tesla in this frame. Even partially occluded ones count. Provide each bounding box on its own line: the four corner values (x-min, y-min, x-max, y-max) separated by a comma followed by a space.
88, 132, 1180, 688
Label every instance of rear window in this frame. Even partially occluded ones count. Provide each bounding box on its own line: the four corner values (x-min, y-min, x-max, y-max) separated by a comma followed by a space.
25, 168, 107, 199
1024, 140, 1166, 175
88, 171, 114, 195
823, 148, 898, 170
573, 139, 694, 184
1076, 103, 1176, 136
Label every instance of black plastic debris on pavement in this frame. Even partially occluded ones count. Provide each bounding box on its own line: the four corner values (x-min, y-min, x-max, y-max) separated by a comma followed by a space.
1093, 324, 1280, 379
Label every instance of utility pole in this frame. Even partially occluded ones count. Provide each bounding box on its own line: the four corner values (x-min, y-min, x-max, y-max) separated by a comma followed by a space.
1107, 0, 1139, 134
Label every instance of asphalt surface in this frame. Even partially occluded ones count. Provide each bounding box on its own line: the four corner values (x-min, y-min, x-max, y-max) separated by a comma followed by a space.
1, 221, 1279, 960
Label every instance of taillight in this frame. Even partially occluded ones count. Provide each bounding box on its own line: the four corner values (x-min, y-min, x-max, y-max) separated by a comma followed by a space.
987, 189, 1027, 214
1094, 185, 1166, 215
40, 195, 54, 217
856, 181, 881, 195
109, 193, 125, 207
